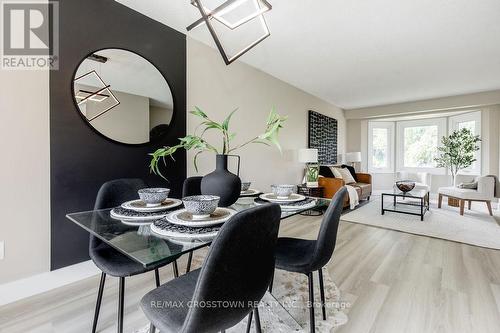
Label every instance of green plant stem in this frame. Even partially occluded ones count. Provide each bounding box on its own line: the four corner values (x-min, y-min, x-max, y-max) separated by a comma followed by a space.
227, 136, 260, 153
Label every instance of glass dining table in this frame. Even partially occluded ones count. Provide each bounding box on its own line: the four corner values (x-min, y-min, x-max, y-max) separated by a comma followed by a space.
67, 196, 330, 330
66, 196, 330, 270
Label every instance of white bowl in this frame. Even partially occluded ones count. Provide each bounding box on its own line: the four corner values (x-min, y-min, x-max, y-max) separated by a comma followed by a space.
138, 188, 170, 207
271, 184, 296, 199
182, 195, 220, 219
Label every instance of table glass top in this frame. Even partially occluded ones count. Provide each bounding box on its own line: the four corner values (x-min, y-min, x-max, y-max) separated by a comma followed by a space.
382, 189, 428, 198
66, 197, 330, 268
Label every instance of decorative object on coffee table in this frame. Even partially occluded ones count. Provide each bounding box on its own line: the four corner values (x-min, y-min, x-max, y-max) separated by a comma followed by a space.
298, 148, 319, 187
395, 180, 416, 193
149, 107, 287, 207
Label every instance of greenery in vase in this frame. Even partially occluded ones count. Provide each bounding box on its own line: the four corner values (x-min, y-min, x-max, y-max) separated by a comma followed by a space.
149, 107, 287, 179
434, 128, 481, 183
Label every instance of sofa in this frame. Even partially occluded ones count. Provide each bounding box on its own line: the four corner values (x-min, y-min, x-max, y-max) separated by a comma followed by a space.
438, 174, 495, 216
318, 165, 372, 207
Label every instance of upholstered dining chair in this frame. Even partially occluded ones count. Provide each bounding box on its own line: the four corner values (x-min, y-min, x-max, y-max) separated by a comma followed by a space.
182, 176, 203, 273
140, 204, 281, 333
269, 187, 347, 333
91, 178, 180, 333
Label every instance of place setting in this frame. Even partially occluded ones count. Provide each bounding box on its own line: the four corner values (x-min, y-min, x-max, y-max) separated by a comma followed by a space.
110, 188, 182, 225
239, 181, 261, 197
150, 195, 237, 241
257, 184, 318, 211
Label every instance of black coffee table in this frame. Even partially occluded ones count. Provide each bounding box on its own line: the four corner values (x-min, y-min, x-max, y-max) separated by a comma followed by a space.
381, 189, 430, 221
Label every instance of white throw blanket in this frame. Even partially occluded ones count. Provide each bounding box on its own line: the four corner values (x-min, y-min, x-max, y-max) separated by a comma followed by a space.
345, 185, 360, 209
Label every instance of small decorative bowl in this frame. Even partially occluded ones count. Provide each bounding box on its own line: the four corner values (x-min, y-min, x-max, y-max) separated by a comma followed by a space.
241, 182, 252, 192
182, 195, 220, 219
271, 184, 296, 199
396, 180, 416, 193
138, 188, 170, 207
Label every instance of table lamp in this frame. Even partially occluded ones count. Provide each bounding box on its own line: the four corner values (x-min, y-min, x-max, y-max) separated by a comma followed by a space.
298, 148, 319, 187
345, 152, 362, 171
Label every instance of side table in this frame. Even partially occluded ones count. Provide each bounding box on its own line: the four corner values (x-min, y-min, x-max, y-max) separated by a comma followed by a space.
297, 184, 324, 216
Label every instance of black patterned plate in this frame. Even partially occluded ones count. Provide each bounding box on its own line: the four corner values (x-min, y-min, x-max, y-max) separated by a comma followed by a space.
259, 193, 306, 203
166, 208, 236, 227
121, 198, 182, 212
150, 218, 220, 240
254, 198, 317, 211
110, 207, 170, 221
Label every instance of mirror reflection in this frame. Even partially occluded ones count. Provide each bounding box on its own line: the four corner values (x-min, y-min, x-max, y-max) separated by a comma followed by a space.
73, 49, 174, 144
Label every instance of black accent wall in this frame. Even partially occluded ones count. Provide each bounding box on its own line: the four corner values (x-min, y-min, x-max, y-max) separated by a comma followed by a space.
50, 0, 186, 270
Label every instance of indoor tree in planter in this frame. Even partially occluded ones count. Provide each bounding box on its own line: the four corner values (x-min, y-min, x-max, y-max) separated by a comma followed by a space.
434, 128, 481, 185
149, 106, 287, 206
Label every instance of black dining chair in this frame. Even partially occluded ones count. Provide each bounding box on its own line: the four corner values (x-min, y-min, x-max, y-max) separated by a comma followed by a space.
90, 178, 180, 333
181, 177, 203, 273
269, 187, 347, 333
140, 204, 281, 333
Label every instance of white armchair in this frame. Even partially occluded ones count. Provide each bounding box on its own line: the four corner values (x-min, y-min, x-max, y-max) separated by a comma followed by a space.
438, 175, 495, 216
396, 171, 431, 192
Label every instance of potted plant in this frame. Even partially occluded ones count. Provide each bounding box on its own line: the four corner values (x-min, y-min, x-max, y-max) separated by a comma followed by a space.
149, 106, 287, 206
434, 128, 481, 186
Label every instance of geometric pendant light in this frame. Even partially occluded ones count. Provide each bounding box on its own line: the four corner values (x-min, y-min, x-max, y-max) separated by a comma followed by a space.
187, 0, 272, 65
74, 70, 120, 122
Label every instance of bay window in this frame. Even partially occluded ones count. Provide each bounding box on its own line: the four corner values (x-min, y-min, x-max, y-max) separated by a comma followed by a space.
368, 111, 481, 175
368, 122, 394, 173
396, 118, 446, 173
449, 111, 481, 174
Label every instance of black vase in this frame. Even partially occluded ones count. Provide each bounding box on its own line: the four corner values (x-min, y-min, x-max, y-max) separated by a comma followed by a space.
201, 154, 241, 207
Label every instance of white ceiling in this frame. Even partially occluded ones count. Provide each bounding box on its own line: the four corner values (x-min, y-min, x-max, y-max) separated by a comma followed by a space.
115, 0, 500, 109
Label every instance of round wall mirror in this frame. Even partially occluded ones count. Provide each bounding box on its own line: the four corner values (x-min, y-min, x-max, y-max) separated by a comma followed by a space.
73, 49, 174, 144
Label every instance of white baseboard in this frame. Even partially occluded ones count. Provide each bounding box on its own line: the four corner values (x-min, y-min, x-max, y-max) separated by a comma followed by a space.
0, 260, 100, 306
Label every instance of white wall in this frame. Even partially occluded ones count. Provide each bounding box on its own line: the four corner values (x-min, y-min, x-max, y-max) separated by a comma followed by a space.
187, 39, 346, 191
0, 69, 50, 283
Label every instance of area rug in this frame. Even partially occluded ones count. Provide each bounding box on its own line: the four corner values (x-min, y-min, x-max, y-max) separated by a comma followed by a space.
342, 198, 500, 249
136, 250, 348, 332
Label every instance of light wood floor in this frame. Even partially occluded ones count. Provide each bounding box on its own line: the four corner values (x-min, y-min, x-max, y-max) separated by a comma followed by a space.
1, 214, 500, 333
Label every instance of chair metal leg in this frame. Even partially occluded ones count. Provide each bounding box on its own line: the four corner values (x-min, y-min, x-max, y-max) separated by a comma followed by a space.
149, 323, 156, 333
118, 277, 125, 333
91, 272, 106, 333
254, 308, 262, 333
318, 268, 327, 320
246, 310, 253, 333
173, 260, 179, 278
308, 272, 316, 333
268, 269, 274, 293
154, 268, 160, 287
186, 251, 193, 273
